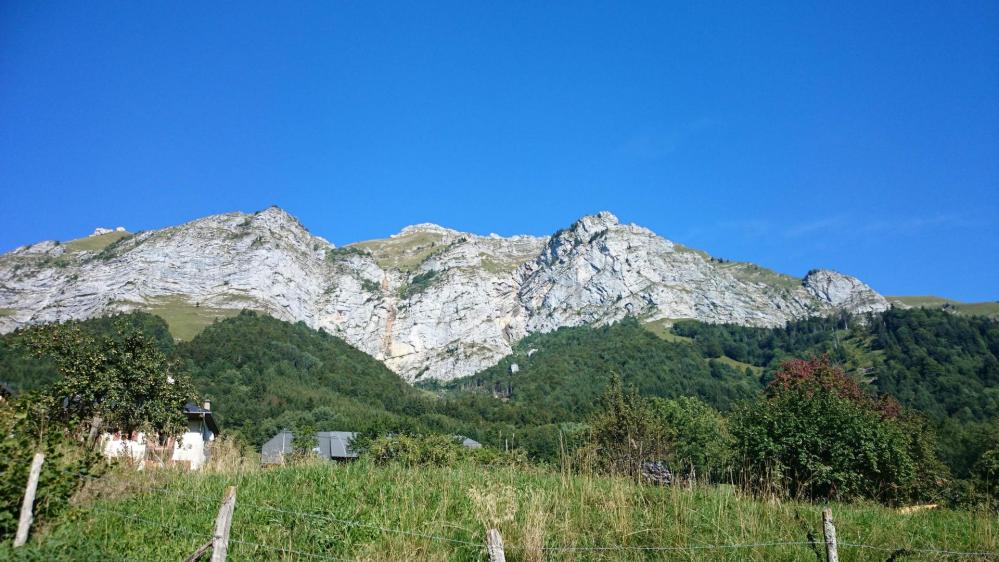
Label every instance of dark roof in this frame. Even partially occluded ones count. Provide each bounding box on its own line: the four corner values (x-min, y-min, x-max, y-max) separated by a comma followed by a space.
260, 430, 358, 464
183, 402, 219, 435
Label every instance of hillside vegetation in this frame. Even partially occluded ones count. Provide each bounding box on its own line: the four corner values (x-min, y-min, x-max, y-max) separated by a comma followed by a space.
177, 311, 430, 445
438, 317, 761, 418
2, 307, 997, 474
62, 231, 131, 252
2, 307, 999, 557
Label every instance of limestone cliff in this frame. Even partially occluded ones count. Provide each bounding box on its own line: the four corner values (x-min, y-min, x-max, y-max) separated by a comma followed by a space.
0, 207, 889, 381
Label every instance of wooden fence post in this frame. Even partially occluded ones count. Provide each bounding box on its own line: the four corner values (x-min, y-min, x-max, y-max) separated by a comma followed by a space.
822, 508, 839, 562
13, 452, 45, 547
183, 541, 213, 562
486, 528, 506, 562
210, 486, 237, 562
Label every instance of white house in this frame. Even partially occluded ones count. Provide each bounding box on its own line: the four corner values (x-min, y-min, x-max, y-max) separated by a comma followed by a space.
102, 401, 219, 471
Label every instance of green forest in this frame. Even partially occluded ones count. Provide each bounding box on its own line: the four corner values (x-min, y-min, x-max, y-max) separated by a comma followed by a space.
1, 306, 997, 497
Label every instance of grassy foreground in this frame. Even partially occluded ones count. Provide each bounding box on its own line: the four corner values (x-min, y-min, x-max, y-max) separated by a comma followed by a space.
5, 460, 998, 561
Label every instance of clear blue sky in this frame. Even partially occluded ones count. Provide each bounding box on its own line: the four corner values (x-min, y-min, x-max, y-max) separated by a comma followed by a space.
2, 2, 996, 301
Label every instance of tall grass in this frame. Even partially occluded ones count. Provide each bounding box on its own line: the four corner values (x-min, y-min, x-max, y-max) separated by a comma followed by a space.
5, 460, 998, 561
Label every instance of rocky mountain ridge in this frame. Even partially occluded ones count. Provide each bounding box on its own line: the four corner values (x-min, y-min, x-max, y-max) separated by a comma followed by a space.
0, 207, 889, 381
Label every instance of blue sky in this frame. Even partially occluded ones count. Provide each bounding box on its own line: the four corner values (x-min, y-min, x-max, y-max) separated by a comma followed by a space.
1, 2, 996, 301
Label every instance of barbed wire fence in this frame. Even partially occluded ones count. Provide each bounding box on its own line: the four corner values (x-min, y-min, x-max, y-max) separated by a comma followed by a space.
16, 470, 999, 561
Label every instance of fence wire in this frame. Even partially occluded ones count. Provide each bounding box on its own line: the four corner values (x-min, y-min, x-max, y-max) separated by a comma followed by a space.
228, 537, 361, 562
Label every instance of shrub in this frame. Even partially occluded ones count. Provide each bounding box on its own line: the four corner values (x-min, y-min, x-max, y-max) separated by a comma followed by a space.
732, 357, 948, 503
399, 270, 440, 299
647, 396, 734, 480
971, 424, 999, 504
0, 396, 104, 542
367, 434, 523, 467
584, 376, 671, 478
325, 246, 371, 262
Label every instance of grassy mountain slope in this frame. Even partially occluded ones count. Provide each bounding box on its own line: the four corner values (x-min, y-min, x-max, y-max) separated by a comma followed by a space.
890, 295, 999, 320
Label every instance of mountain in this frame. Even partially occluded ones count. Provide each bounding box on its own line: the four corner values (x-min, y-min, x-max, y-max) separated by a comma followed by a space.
0, 207, 889, 381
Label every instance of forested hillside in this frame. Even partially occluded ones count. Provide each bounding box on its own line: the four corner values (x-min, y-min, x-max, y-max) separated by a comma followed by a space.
177, 312, 424, 445
670, 308, 999, 475
669, 308, 999, 424
0, 312, 174, 393
1, 307, 997, 473
436, 318, 761, 418
442, 307, 999, 474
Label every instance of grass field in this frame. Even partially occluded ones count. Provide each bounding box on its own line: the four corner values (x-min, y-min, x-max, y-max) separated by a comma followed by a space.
890, 296, 999, 319
136, 296, 243, 341
641, 318, 693, 343
9, 458, 998, 561
643, 320, 763, 375
349, 232, 447, 272
63, 231, 131, 252
720, 262, 801, 291
713, 354, 763, 374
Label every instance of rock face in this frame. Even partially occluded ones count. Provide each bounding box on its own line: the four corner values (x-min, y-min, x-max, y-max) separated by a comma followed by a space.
0, 207, 889, 382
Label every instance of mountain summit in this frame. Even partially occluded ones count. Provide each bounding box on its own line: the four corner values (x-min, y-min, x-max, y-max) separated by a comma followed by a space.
0, 208, 888, 381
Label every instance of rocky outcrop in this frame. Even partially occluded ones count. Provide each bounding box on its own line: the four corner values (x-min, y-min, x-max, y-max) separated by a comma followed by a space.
802, 269, 890, 314
0, 207, 889, 382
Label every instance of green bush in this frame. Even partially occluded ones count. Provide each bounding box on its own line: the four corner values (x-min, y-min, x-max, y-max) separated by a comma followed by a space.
732, 357, 948, 503
585, 376, 670, 477
399, 269, 440, 299
971, 424, 999, 504
0, 397, 104, 543
648, 396, 734, 480
367, 434, 523, 467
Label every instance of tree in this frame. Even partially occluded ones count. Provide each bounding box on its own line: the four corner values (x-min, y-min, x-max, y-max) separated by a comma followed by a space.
586, 375, 670, 477
25, 321, 196, 445
648, 396, 734, 480
732, 356, 948, 503
291, 421, 319, 459
971, 421, 999, 503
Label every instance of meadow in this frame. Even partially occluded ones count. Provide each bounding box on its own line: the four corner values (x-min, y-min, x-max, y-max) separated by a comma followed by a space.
7, 454, 997, 562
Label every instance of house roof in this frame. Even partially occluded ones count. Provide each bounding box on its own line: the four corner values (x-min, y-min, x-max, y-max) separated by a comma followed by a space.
260, 430, 358, 464
460, 437, 482, 449
317, 431, 359, 459
182, 402, 219, 435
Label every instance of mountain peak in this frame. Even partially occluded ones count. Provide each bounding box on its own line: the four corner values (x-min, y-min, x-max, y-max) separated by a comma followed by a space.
802, 269, 889, 313
256, 204, 291, 216
572, 211, 619, 231
395, 223, 462, 237
0, 207, 891, 382
251, 205, 299, 223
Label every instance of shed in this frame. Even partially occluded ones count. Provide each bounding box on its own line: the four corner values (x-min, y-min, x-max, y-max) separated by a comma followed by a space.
261, 430, 358, 465
458, 436, 482, 449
